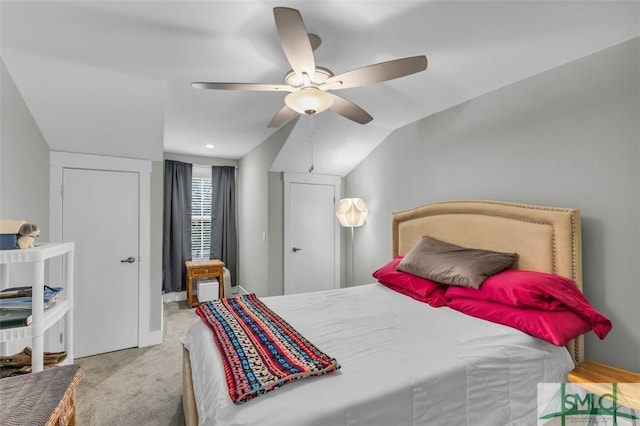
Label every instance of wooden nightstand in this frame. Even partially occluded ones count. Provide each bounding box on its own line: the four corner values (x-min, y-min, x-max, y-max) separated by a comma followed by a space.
185, 259, 225, 308
568, 360, 640, 410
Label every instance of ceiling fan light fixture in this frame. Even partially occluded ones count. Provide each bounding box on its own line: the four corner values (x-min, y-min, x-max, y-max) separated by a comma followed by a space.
285, 87, 334, 115
194, 7, 427, 127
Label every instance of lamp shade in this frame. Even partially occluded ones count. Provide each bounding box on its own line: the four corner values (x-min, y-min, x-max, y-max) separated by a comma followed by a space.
336, 198, 368, 227
285, 88, 334, 115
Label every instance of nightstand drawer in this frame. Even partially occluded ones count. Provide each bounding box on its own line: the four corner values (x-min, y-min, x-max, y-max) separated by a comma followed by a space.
191, 267, 220, 277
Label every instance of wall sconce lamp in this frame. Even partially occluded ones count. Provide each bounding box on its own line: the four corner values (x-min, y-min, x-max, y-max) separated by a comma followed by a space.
336, 198, 368, 286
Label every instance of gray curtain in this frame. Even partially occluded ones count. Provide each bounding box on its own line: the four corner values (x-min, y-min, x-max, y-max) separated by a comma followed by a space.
163, 160, 192, 292
210, 166, 237, 288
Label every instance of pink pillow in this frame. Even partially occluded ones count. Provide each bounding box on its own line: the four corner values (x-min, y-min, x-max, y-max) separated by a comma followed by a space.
447, 298, 592, 346
373, 257, 447, 307
445, 269, 612, 339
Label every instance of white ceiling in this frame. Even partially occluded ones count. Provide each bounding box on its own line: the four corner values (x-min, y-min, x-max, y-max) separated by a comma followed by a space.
2, 1, 638, 176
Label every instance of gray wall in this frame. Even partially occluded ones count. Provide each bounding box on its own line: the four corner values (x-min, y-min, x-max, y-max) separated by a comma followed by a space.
238, 119, 297, 296
267, 171, 284, 296
163, 152, 238, 169
0, 59, 49, 239
1, 59, 50, 283
345, 38, 640, 371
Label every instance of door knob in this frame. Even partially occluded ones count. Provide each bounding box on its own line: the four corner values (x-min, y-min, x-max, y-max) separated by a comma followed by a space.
292, 247, 302, 252
120, 256, 136, 263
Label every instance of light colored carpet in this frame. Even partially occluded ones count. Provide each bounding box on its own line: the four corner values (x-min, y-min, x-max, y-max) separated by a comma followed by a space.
75, 301, 198, 426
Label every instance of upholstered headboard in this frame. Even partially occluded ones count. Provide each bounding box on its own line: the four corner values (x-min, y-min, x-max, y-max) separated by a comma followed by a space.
391, 200, 583, 364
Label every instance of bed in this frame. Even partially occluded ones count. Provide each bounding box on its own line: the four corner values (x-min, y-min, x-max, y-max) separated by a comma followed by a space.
181, 200, 590, 425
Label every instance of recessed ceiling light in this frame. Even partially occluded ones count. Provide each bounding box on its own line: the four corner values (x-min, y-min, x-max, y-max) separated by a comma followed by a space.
206, 144, 215, 149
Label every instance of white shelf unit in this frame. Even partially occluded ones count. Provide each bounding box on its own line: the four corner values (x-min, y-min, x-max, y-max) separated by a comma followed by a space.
0, 242, 74, 373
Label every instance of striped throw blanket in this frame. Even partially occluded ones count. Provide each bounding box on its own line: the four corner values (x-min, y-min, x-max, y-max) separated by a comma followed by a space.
195, 294, 340, 404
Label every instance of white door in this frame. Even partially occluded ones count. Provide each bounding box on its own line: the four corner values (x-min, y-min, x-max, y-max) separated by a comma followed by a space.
284, 173, 340, 295
63, 168, 139, 358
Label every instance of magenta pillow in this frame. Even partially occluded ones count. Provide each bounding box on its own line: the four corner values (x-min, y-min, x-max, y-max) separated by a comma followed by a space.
373, 257, 448, 307
447, 298, 592, 346
445, 269, 612, 339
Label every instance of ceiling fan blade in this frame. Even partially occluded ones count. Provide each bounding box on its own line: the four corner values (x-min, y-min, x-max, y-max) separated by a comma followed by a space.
192, 82, 293, 92
325, 55, 427, 90
308, 33, 322, 52
268, 105, 298, 128
273, 7, 316, 79
326, 93, 373, 125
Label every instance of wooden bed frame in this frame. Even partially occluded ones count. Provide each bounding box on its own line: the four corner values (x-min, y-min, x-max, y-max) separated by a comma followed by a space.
182, 199, 583, 424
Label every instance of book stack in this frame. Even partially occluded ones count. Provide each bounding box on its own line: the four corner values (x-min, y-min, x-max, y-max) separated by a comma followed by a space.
0, 286, 63, 329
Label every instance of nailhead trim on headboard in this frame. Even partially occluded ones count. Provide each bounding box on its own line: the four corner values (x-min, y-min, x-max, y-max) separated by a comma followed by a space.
392, 200, 584, 364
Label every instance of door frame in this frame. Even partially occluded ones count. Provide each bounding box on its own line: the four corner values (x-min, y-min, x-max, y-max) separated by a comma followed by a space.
49, 151, 160, 348
283, 172, 341, 295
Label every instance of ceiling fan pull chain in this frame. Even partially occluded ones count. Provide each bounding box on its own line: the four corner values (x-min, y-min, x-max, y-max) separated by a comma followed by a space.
308, 113, 315, 173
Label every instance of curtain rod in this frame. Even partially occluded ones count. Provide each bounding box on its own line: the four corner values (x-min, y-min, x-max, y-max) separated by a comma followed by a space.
194, 163, 238, 168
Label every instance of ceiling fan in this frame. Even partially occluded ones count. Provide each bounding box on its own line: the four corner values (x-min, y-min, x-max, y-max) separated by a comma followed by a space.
192, 7, 428, 128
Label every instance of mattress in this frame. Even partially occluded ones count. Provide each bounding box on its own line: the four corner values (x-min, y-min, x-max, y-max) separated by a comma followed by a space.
181, 283, 574, 425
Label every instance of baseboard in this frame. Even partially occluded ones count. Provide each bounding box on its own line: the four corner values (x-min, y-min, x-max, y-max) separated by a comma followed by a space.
139, 329, 163, 347
163, 287, 241, 302
163, 291, 186, 303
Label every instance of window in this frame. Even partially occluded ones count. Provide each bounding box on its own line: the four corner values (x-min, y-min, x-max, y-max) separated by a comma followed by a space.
192, 166, 212, 259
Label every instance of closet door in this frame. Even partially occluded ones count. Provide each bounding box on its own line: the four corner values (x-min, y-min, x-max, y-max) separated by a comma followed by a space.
63, 168, 139, 358
284, 172, 340, 295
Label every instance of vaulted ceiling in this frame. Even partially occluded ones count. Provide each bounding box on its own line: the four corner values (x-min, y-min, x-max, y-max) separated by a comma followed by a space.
2, 1, 638, 176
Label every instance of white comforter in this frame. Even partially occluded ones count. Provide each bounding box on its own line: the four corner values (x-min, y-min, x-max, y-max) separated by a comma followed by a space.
181, 283, 574, 426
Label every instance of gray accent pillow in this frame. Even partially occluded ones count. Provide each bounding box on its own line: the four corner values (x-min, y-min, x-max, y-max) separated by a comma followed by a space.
396, 236, 517, 288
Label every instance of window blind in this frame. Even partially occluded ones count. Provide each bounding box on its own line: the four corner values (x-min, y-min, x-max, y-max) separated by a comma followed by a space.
191, 176, 212, 259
